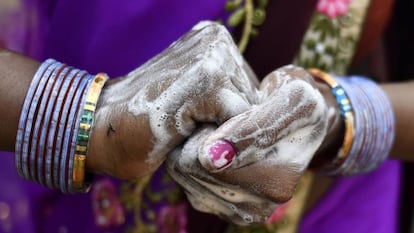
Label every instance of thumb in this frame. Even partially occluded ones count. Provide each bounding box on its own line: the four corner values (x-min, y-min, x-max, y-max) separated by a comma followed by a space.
198, 66, 328, 172
197, 104, 280, 171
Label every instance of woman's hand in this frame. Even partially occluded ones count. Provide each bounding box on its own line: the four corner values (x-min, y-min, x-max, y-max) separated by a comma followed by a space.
86, 22, 260, 179
167, 65, 336, 225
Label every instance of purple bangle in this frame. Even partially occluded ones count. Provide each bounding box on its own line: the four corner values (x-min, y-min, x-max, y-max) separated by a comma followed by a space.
334, 76, 395, 175
15, 59, 54, 179
16, 58, 103, 193
356, 77, 394, 170
51, 67, 79, 189
59, 71, 86, 193
33, 62, 64, 185
36, 63, 66, 186
25, 61, 59, 182
43, 66, 70, 188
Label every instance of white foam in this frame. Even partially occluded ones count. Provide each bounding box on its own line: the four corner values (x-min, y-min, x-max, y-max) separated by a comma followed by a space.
191, 176, 265, 204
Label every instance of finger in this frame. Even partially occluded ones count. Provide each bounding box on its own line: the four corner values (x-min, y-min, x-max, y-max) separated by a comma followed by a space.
144, 21, 258, 136
117, 21, 258, 165
198, 66, 328, 171
178, 129, 301, 202
177, 128, 303, 203
259, 65, 317, 98
184, 28, 260, 125
210, 149, 302, 203
167, 157, 277, 225
166, 126, 277, 225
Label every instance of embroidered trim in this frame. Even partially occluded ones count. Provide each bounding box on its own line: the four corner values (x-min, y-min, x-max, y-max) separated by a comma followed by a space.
294, 0, 371, 75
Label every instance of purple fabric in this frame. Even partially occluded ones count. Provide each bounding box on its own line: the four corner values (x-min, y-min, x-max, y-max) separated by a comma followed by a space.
40, 0, 229, 77
0, 0, 401, 232
300, 160, 401, 233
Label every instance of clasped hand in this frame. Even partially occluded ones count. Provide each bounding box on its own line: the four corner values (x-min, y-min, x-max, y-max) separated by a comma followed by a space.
91, 22, 331, 225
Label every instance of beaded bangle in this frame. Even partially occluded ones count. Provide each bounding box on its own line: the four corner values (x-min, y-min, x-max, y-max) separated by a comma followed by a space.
308, 68, 355, 174
15, 59, 108, 193
308, 68, 395, 175
73, 73, 108, 192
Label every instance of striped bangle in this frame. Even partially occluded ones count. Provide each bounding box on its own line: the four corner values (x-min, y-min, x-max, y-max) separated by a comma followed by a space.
308, 68, 355, 174
73, 73, 108, 192
64, 73, 89, 193
15, 59, 108, 193
308, 68, 395, 175
50, 68, 78, 189
15, 59, 54, 180
335, 76, 395, 175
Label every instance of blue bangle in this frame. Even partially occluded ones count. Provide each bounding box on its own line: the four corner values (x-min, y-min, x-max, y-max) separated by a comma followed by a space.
16, 58, 106, 193
36, 63, 66, 186
44, 66, 70, 188
60, 71, 88, 193
307, 68, 355, 174
15, 59, 54, 179
26, 61, 58, 182
52, 68, 78, 188
336, 77, 395, 175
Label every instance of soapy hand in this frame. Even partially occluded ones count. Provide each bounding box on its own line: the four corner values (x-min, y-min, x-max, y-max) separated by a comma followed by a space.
88, 22, 260, 178
167, 65, 330, 225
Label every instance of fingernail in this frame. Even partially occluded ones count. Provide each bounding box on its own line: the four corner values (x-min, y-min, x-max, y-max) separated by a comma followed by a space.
209, 140, 236, 169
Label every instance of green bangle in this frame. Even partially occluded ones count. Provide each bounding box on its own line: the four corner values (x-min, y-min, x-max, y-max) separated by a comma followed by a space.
73, 73, 108, 192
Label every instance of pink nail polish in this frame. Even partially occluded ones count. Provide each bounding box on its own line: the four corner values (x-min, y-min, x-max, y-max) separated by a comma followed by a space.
209, 140, 236, 169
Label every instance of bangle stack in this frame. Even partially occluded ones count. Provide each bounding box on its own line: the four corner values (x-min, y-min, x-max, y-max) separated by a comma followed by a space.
308, 69, 355, 174
308, 69, 395, 176
15, 59, 108, 193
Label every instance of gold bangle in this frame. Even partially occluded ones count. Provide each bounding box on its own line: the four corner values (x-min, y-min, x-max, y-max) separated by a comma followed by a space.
307, 68, 355, 171
73, 73, 108, 191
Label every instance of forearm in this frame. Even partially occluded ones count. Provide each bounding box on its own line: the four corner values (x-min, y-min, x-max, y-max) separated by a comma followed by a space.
382, 81, 414, 161
0, 50, 116, 176
0, 50, 156, 178
0, 49, 40, 151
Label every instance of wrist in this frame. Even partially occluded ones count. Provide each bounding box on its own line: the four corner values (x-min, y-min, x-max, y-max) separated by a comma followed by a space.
306, 69, 395, 176
0, 50, 40, 151
14, 59, 108, 193
86, 77, 160, 179
308, 75, 344, 170
86, 81, 120, 176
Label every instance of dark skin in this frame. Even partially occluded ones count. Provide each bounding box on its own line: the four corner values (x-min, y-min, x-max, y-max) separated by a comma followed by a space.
0, 51, 38, 151
1, 47, 413, 191
0, 23, 262, 180
0, 0, 414, 222
240, 0, 406, 211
